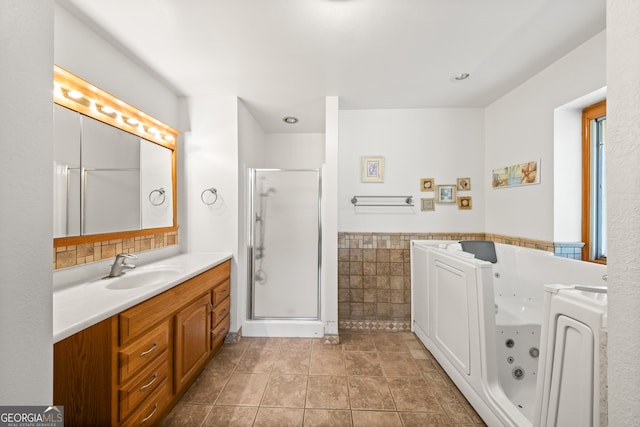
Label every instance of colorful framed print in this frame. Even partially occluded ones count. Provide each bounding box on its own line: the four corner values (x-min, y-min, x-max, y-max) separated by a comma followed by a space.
361, 157, 385, 183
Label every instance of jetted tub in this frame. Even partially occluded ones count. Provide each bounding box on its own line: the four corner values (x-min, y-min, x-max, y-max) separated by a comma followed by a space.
410, 240, 607, 427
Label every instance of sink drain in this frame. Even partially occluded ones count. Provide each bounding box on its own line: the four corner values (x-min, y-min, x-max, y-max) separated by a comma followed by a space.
512, 367, 525, 380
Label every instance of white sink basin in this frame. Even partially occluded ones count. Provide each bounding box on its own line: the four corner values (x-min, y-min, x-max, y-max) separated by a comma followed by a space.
104, 265, 185, 290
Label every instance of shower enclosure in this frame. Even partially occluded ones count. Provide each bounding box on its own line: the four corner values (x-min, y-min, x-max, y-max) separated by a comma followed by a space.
249, 169, 321, 320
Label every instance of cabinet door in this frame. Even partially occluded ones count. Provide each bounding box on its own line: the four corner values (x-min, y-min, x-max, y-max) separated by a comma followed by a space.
174, 293, 212, 393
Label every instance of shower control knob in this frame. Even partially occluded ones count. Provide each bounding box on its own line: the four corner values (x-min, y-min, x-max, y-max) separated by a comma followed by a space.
529, 347, 539, 358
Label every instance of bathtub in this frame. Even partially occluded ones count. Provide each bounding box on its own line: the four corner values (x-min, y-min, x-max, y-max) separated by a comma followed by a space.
410, 240, 607, 427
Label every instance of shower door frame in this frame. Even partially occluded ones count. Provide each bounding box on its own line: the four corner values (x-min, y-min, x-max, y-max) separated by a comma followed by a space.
248, 168, 322, 321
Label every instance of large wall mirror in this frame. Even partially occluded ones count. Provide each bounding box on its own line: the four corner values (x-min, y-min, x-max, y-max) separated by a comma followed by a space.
53, 66, 179, 247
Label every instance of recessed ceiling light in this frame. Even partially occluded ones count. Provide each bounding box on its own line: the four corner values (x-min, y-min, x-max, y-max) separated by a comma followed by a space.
283, 116, 299, 124
101, 105, 115, 114
453, 73, 470, 81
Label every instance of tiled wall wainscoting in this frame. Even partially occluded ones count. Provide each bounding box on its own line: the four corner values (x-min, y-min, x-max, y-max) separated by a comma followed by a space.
338, 232, 581, 331
337, 232, 486, 332
553, 241, 585, 260
54, 231, 178, 270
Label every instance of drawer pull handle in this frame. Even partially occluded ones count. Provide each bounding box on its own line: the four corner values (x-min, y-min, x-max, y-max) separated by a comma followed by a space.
140, 403, 158, 424
139, 373, 158, 391
140, 343, 158, 357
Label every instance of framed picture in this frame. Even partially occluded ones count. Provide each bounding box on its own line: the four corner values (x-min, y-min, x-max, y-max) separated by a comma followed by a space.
492, 160, 540, 188
420, 178, 435, 192
457, 177, 471, 191
458, 196, 472, 210
436, 185, 456, 203
420, 198, 435, 211
361, 156, 385, 183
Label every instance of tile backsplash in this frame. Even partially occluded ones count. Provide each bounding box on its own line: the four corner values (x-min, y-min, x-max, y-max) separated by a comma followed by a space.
54, 231, 178, 270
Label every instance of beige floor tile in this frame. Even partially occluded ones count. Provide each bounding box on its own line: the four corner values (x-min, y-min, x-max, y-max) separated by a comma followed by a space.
371, 333, 409, 352
311, 339, 344, 352
351, 410, 403, 427
280, 337, 313, 351
271, 349, 310, 375
387, 377, 443, 412
303, 409, 352, 426
180, 369, 232, 404
379, 352, 421, 376
202, 405, 258, 426
440, 401, 476, 423
415, 357, 440, 376
245, 337, 282, 350
341, 333, 376, 352
348, 376, 395, 410
344, 352, 383, 376
399, 412, 453, 427
216, 373, 269, 406
261, 374, 308, 408
206, 346, 246, 372
309, 351, 346, 376
253, 407, 304, 427
306, 376, 350, 409
235, 348, 278, 374
158, 402, 212, 427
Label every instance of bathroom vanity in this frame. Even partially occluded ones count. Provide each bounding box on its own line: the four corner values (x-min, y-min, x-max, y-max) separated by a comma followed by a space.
53, 255, 231, 426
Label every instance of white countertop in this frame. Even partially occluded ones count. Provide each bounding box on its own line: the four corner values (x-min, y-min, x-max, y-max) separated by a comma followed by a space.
53, 252, 232, 343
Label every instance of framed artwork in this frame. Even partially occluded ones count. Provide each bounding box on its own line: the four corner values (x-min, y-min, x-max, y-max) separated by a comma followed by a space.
457, 177, 471, 191
361, 156, 385, 183
421, 198, 435, 211
420, 178, 435, 192
436, 185, 456, 203
492, 160, 540, 188
458, 196, 472, 210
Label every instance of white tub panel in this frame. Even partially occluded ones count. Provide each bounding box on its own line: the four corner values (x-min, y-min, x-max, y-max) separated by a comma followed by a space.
545, 315, 594, 427
432, 260, 471, 376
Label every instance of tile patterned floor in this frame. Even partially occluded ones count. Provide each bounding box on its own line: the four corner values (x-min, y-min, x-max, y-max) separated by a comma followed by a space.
160, 331, 486, 426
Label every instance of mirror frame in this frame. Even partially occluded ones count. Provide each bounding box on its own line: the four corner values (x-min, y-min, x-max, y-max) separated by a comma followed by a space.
53, 65, 179, 248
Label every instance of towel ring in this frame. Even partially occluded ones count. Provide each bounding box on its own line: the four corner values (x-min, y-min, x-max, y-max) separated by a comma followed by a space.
149, 188, 166, 206
201, 187, 218, 205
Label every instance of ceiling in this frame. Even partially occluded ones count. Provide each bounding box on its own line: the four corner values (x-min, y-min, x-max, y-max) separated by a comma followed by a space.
58, 0, 606, 133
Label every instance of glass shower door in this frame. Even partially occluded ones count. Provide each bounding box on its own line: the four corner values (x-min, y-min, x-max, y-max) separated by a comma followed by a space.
250, 169, 321, 320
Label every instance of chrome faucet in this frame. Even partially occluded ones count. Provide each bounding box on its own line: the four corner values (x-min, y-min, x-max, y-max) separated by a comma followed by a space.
108, 253, 138, 278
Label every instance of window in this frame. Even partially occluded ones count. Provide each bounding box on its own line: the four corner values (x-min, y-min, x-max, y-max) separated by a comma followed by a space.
582, 100, 606, 263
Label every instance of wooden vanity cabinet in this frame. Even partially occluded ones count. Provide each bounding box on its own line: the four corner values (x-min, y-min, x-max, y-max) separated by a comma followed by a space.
54, 260, 231, 427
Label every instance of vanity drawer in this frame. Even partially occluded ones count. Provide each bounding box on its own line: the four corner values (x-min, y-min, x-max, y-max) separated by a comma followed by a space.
119, 321, 169, 384
213, 280, 230, 306
212, 314, 229, 351
119, 353, 169, 421
120, 379, 171, 427
213, 298, 230, 327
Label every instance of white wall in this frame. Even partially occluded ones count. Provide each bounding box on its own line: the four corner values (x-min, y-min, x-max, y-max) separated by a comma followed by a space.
323, 96, 340, 335
553, 88, 606, 242
261, 133, 325, 169
54, 5, 178, 128
184, 96, 240, 331
607, 1, 640, 425
339, 108, 485, 233
485, 31, 606, 242
237, 101, 266, 330
0, 0, 54, 405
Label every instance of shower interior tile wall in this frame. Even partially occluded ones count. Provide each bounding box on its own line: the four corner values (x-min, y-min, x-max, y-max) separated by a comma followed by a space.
338, 232, 563, 329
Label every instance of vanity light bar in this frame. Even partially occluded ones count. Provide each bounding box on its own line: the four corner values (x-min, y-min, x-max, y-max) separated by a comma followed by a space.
53, 65, 179, 148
